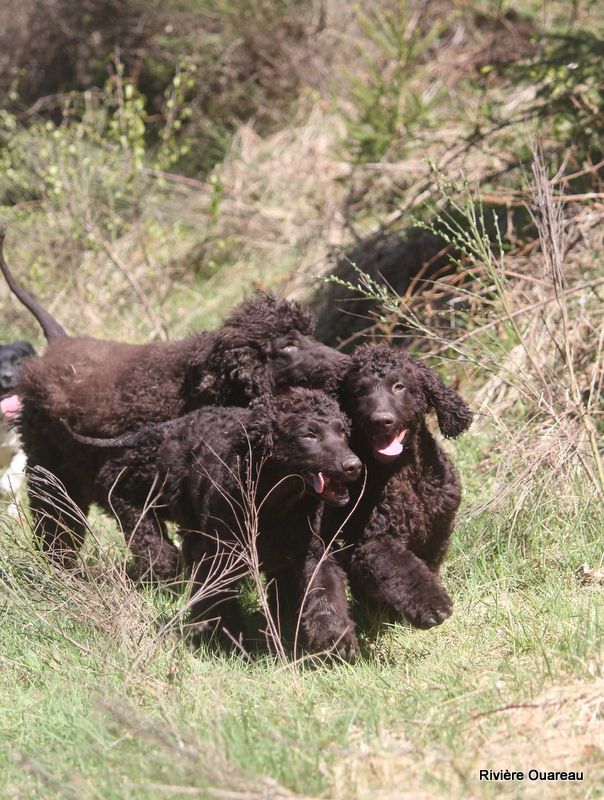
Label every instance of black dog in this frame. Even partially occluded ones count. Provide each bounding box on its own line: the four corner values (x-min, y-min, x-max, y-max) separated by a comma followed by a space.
330, 344, 472, 629
0, 340, 34, 396
1, 341, 35, 507
68, 389, 362, 658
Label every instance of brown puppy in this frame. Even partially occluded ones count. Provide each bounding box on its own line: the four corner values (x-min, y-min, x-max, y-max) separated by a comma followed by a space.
0, 232, 343, 578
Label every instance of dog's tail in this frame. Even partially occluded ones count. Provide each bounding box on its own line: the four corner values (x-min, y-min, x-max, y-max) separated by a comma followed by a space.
0, 228, 67, 342
61, 419, 158, 449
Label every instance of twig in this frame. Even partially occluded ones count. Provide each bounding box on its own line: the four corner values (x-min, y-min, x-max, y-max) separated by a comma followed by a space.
84, 222, 168, 341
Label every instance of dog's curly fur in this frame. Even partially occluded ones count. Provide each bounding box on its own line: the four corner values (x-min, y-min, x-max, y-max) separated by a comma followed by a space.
15, 294, 343, 579
19, 293, 338, 434
329, 344, 473, 629
68, 389, 361, 657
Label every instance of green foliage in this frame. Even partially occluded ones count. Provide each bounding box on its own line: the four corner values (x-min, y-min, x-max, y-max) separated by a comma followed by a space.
0, 52, 202, 207
0, 110, 144, 240
344, 2, 446, 163
0, 0, 320, 180
508, 29, 604, 153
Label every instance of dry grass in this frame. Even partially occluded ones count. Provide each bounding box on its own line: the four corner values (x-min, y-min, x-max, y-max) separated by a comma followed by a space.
331, 147, 604, 517
327, 679, 604, 799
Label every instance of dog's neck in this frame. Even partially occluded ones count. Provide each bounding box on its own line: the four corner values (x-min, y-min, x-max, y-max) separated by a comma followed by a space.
255, 464, 309, 520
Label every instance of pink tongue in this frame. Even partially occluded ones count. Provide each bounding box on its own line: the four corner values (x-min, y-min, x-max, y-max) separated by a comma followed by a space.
376, 430, 406, 457
312, 472, 325, 494
0, 394, 22, 419
377, 438, 403, 457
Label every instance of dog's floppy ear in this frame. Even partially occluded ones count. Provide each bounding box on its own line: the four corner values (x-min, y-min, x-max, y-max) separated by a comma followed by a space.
222, 342, 275, 402
243, 414, 274, 460
416, 360, 473, 438
12, 341, 35, 358
193, 345, 274, 405
199, 331, 275, 405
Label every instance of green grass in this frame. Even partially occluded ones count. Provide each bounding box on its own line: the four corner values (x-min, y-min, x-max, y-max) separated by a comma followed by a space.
1, 433, 602, 799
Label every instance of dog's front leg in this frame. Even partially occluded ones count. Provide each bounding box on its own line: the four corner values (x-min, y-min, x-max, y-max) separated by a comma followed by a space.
295, 509, 358, 660
299, 552, 359, 660
110, 497, 180, 583
350, 527, 453, 628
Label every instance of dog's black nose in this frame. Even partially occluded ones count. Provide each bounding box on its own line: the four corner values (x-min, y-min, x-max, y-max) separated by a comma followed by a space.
371, 412, 395, 429
342, 456, 362, 479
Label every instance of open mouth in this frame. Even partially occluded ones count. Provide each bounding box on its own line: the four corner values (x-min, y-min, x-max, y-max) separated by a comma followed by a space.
373, 428, 407, 463
305, 472, 351, 507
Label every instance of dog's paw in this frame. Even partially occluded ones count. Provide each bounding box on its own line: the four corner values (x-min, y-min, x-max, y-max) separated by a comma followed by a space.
333, 628, 360, 661
127, 542, 181, 584
307, 617, 359, 661
405, 583, 453, 629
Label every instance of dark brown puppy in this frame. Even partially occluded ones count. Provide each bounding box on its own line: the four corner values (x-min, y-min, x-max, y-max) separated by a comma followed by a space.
70, 389, 362, 658
331, 344, 473, 629
0, 235, 342, 578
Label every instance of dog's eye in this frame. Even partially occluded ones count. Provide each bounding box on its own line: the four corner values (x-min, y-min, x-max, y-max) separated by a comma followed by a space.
392, 383, 406, 393
280, 343, 298, 352
302, 431, 319, 441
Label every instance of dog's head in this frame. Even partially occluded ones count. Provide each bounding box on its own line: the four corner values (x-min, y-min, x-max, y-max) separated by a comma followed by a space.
341, 345, 473, 463
198, 294, 346, 404
0, 340, 35, 396
248, 388, 362, 507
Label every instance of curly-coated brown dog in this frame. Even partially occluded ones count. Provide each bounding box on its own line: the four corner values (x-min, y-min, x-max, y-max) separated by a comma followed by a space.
0, 232, 342, 578
331, 344, 473, 629
68, 389, 362, 658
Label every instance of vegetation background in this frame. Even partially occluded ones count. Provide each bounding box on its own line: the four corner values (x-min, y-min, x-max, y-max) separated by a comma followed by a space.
0, 0, 603, 797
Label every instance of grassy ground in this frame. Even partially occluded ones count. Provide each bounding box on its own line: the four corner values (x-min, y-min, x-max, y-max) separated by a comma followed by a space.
1, 433, 602, 799
1, 1, 603, 797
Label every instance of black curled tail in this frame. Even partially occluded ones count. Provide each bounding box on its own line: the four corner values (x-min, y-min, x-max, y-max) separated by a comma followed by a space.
60, 417, 173, 450
61, 420, 150, 449
0, 228, 67, 342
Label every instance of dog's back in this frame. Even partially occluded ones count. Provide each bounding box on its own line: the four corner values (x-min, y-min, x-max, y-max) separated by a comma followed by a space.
19, 335, 207, 438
